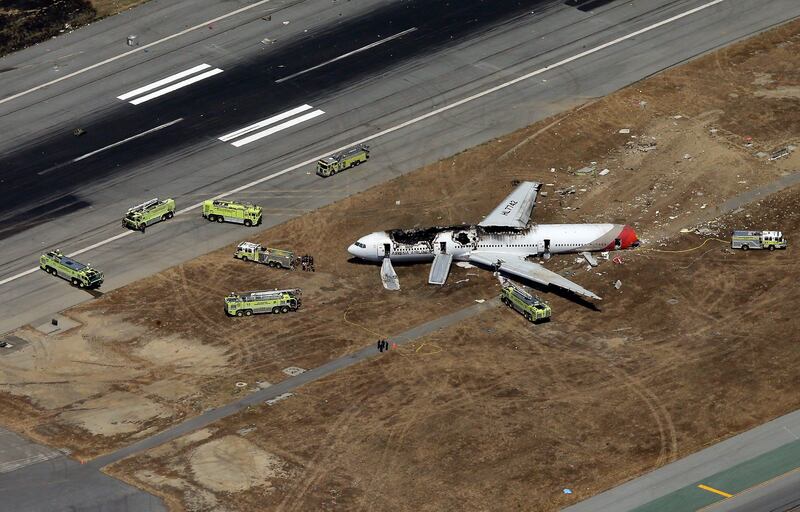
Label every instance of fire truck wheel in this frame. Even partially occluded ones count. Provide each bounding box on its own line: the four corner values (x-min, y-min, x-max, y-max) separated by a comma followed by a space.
245, 310, 253, 316
236, 310, 243, 317
742, 244, 749, 251
216, 216, 224, 223
241, 256, 248, 262
526, 313, 533, 322
272, 306, 281, 314
78, 281, 85, 288
140, 225, 146, 233
268, 261, 276, 268
71, 278, 79, 286
166, 211, 174, 219
162, 214, 168, 222
207, 215, 215, 222
244, 219, 252, 227
280, 306, 289, 314
769, 245, 775, 251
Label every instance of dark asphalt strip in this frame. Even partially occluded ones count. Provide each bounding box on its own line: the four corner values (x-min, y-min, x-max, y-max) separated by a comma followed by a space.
0, 1, 564, 224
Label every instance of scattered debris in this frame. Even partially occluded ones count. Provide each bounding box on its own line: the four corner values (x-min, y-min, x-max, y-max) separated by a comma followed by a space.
600, 252, 610, 260
619, 128, 631, 134
769, 147, 790, 160
126, 35, 137, 46
237, 426, 257, 436
683, 153, 691, 160
261, 38, 275, 45
475, 299, 486, 303
755, 151, 768, 158
235, 382, 247, 388
612, 256, 624, 265
575, 165, 595, 175
557, 186, 576, 196
282, 20, 290, 25
582, 252, 598, 267
666, 298, 679, 305
282, 367, 306, 377
73, 128, 86, 137
599, 169, 610, 176
540, 191, 548, 197
563, 488, 573, 494
614, 280, 622, 290
700, 203, 708, 209
265, 393, 293, 406
455, 262, 475, 269
454, 279, 470, 284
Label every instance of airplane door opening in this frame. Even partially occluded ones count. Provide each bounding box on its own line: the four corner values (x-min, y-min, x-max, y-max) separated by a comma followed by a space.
383, 243, 391, 257
614, 238, 622, 249
440, 241, 447, 254
544, 239, 551, 253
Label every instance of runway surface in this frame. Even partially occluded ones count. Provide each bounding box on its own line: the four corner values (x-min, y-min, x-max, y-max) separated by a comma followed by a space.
2, 0, 798, 335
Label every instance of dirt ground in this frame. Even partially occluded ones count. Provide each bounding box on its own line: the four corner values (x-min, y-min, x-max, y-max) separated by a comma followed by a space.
2, 15, 800, 512
0, 0, 148, 57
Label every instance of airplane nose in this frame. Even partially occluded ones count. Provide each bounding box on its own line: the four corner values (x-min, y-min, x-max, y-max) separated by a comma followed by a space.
620, 225, 639, 248
347, 244, 358, 257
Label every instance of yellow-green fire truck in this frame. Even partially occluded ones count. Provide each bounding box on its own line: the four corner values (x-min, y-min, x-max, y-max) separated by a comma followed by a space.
500, 281, 551, 323
202, 199, 262, 226
234, 242, 296, 269
731, 230, 787, 251
39, 249, 104, 288
122, 198, 176, 232
316, 144, 369, 177
225, 289, 302, 316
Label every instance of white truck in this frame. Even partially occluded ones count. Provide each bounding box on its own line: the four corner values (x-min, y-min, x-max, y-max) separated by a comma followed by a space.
731, 230, 787, 251
233, 242, 296, 269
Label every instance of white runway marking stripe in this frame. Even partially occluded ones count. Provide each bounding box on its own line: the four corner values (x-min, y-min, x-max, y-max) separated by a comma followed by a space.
128, 68, 223, 105
219, 104, 313, 142
0, 0, 727, 288
230, 109, 325, 147
117, 63, 212, 100
275, 27, 418, 83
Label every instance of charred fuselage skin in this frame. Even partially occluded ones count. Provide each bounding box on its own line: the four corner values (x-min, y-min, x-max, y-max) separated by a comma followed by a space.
348, 223, 639, 262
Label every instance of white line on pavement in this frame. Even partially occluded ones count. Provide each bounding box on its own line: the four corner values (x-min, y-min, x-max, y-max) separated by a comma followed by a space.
0, 0, 275, 105
72, 118, 184, 162
219, 104, 314, 141
274, 27, 418, 83
0, 0, 727, 287
117, 63, 212, 100
129, 68, 223, 105
230, 109, 325, 147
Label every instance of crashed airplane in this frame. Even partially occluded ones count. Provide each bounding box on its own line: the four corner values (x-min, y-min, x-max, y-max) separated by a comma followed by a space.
347, 181, 639, 300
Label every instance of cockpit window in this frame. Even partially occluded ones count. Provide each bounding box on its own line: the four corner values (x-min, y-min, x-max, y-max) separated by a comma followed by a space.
354, 242, 366, 248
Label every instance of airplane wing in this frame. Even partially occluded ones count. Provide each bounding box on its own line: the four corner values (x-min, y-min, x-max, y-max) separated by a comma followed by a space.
478, 181, 540, 229
469, 251, 601, 300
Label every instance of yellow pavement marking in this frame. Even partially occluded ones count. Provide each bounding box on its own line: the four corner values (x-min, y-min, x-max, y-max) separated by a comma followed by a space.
697, 484, 733, 498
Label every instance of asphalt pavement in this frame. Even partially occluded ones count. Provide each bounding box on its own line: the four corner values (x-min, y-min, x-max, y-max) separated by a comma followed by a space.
3, 0, 799, 333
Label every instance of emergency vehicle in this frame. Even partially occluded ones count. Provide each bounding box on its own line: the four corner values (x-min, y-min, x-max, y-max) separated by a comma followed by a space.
122, 198, 176, 232
224, 289, 302, 316
731, 230, 787, 251
39, 249, 104, 288
234, 242, 296, 269
316, 144, 369, 177
500, 281, 551, 323
202, 199, 262, 226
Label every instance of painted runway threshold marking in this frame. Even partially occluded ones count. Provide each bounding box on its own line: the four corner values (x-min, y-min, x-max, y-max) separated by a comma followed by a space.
117, 64, 223, 105
218, 104, 313, 141
37, 118, 183, 175
275, 27, 418, 83
219, 105, 325, 147
0, 0, 727, 287
0, 0, 274, 105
